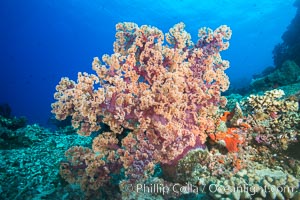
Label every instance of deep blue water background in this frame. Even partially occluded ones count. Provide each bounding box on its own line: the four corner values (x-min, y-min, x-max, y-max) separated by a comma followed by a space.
0, 0, 296, 126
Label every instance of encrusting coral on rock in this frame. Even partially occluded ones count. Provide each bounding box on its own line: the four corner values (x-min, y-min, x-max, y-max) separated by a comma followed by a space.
243, 89, 299, 151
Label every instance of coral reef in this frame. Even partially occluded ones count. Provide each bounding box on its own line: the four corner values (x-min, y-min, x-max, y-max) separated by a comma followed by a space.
246, 0, 300, 93
0, 20, 299, 199
0, 115, 28, 149
273, 0, 300, 68
49, 22, 300, 199
0, 120, 92, 200
243, 89, 299, 151
167, 148, 300, 200
250, 60, 300, 91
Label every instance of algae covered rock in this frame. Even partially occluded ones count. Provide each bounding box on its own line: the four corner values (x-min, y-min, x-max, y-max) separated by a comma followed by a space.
251, 60, 300, 91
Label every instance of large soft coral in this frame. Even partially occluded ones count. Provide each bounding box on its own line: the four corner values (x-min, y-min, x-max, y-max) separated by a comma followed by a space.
52, 22, 232, 190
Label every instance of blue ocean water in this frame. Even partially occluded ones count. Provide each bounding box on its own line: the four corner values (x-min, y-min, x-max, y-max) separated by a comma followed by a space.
0, 0, 296, 125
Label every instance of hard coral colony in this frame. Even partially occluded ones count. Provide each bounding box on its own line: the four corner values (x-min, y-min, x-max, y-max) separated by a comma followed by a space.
51, 22, 300, 199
